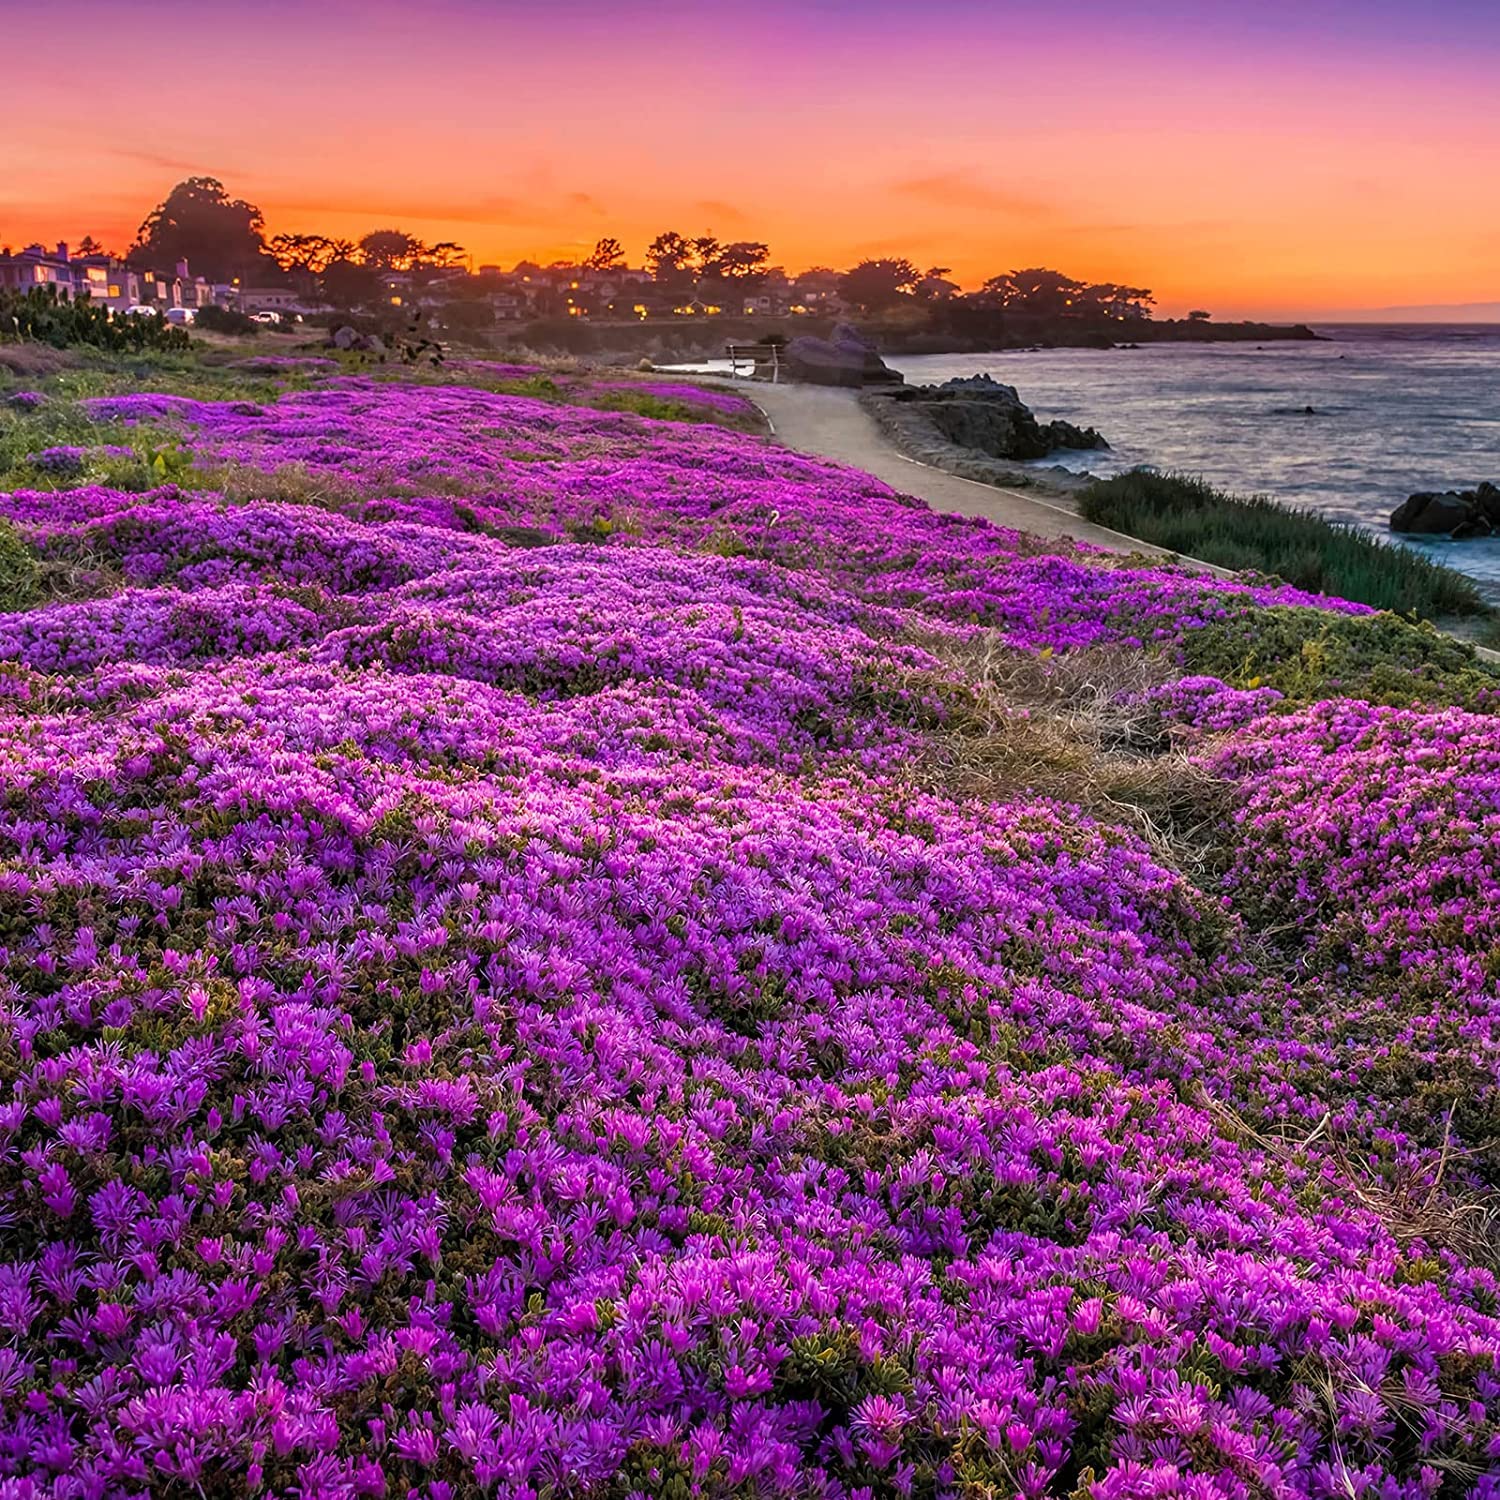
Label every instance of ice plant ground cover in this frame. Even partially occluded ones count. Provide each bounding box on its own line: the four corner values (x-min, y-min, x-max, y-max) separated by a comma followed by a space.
0, 358, 1499, 1498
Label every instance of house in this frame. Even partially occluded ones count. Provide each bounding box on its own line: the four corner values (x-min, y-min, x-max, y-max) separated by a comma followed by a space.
137, 269, 183, 308
789, 270, 845, 315
69, 253, 143, 311
0, 243, 73, 295
240, 286, 301, 312
377, 273, 412, 308
486, 290, 529, 322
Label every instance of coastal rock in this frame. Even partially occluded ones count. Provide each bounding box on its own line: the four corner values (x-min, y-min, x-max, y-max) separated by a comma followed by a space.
887, 372, 1108, 460
1390, 483, 1500, 537
330, 325, 385, 354
783, 323, 902, 387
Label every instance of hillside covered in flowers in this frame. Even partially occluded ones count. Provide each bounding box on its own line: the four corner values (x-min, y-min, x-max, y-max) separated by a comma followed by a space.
1, 356, 1499, 1499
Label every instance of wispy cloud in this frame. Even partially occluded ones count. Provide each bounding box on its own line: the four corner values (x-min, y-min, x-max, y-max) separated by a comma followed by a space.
107, 146, 240, 178
693, 199, 747, 226
267, 194, 538, 227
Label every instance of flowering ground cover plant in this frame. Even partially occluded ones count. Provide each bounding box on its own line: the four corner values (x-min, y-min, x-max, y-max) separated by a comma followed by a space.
0, 363, 1499, 1498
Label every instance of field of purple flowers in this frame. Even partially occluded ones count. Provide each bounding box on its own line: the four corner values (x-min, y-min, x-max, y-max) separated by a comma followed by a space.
1, 361, 1499, 1499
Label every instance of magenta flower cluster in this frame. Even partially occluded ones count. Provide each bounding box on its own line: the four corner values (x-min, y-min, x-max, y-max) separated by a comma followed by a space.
0, 375, 1493, 1498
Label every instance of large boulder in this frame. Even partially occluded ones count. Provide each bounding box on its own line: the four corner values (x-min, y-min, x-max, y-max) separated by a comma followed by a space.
1390, 484, 1499, 537
887, 373, 1108, 459
783, 324, 902, 387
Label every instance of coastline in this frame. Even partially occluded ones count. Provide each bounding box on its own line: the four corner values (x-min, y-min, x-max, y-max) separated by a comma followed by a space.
726, 374, 1500, 663
732, 378, 1227, 569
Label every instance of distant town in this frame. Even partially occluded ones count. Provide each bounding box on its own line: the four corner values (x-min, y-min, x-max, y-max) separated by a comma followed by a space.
2, 177, 1313, 355
0, 176, 1161, 321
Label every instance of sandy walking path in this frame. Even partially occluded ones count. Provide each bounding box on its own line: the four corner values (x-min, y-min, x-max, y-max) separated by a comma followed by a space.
741, 381, 1213, 563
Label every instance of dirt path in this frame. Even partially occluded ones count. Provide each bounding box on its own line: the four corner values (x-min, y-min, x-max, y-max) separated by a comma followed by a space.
741, 381, 1215, 564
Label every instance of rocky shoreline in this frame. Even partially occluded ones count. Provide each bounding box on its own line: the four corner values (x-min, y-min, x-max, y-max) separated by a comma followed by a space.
1391, 482, 1500, 539
860, 374, 1107, 495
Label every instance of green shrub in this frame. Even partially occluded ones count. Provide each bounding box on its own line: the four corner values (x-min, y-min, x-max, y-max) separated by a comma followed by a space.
1081, 470, 1488, 619
0, 521, 38, 611
1179, 606, 1500, 709
194, 305, 257, 336
0, 287, 191, 354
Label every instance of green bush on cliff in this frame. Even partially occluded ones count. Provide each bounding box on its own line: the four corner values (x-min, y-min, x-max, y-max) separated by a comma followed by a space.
1081, 470, 1488, 619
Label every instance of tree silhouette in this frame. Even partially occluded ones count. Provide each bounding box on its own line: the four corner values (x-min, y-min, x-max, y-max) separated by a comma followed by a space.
270, 233, 342, 275
691, 236, 722, 275
321, 257, 380, 308
714, 242, 771, 283
979, 268, 1086, 316
132, 177, 271, 281
582, 237, 625, 271
358, 230, 424, 271
837, 258, 920, 313
646, 231, 693, 282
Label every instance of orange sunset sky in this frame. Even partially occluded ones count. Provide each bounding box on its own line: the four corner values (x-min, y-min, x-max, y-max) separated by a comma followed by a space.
4, 0, 1499, 320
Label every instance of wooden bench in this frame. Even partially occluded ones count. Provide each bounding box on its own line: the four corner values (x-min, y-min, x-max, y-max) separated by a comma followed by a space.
725, 342, 782, 381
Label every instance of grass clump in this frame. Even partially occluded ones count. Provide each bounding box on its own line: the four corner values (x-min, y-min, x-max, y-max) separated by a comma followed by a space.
1180, 606, 1500, 709
0, 520, 39, 610
910, 637, 1231, 873
0, 518, 116, 612
590, 390, 718, 424
1080, 470, 1489, 620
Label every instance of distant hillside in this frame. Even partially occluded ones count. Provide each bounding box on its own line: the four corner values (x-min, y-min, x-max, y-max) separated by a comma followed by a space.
1343, 301, 1500, 322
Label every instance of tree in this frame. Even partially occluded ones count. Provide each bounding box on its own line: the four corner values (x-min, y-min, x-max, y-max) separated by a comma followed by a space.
1087, 282, 1156, 320
270, 233, 342, 275
75, 235, 110, 258
978, 268, 1086, 317
427, 241, 467, 271
646, 231, 693, 283
837, 257, 921, 313
691, 235, 722, 276
582, 237, 625, 271
358, 230, 425, 271
131, 176, 270, 282
1187, 308, 1212, 322
321, 257, 381, 309
715, 242, 770, 283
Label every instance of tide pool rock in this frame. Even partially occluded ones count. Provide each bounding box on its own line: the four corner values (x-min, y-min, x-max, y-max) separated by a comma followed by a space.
1390, 482, 1500, 537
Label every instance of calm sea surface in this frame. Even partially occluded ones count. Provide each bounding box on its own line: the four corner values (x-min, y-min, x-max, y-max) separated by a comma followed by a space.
891, 325, 1500, 592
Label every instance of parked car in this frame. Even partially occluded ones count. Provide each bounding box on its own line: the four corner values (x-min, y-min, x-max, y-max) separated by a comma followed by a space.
164, 307, 196, 325
250, 310, 282, 325
123, 304, 159, 317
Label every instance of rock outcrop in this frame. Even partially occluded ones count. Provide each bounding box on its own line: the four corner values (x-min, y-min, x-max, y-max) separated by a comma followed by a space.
886, 374, 1108, 460
860, 375, 1109, 497
1390, 482, 1500, 538
782, 323, 902, 387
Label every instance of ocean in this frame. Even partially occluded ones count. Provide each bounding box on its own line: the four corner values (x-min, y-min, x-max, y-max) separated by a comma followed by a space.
890, 325, 1500, 595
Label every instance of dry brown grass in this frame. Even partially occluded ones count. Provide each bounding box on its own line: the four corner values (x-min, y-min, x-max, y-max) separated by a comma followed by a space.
904, 634, 1231, 872
31, 555, 124, 606
0, 343, 74, 378
1197, 1082, 1500, 1273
